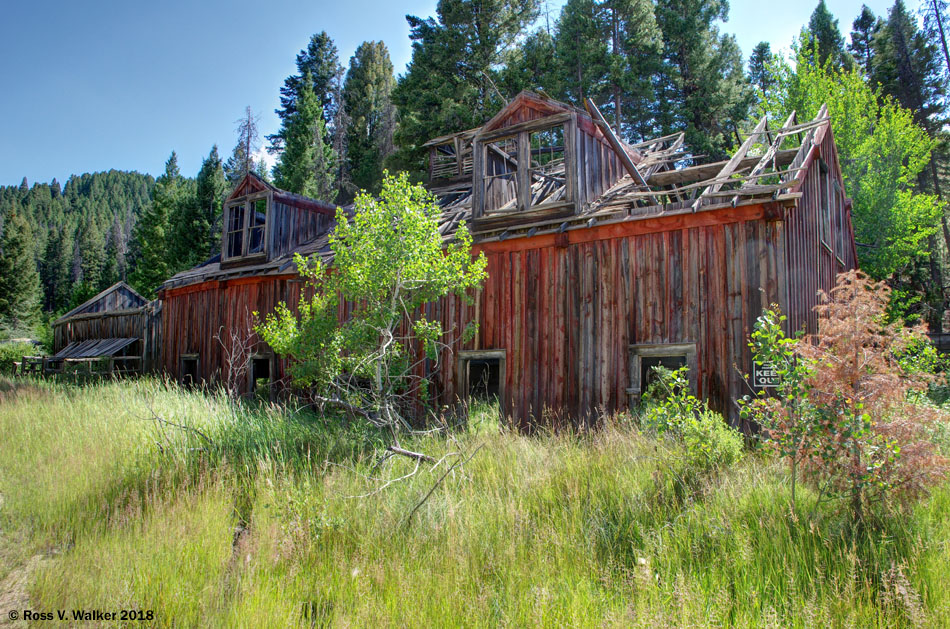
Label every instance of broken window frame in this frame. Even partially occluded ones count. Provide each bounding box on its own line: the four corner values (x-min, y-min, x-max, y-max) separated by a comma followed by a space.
223, 190, 270, 261
627, 343, 697, 405
457, 349, 506, 404
179, 353, 200, 388
473, 113, 575, 219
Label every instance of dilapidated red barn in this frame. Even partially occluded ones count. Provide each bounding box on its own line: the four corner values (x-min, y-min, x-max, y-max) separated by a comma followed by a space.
159, 91, 856, 429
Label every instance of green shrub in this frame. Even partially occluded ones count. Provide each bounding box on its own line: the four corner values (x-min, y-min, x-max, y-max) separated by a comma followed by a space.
640, 366, 744, 471
0, 341, 39, 375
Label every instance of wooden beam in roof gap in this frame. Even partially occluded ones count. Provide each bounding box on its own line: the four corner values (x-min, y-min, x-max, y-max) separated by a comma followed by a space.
583, 98, 659, 206
732, 111, 798, 206
692, 115, 769, 212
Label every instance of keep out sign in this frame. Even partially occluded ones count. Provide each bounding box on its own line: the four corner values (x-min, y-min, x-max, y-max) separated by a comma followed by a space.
753, 362, 781, 388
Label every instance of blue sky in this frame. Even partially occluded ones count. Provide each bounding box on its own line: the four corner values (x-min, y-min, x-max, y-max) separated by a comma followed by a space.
0, 0, 900, 187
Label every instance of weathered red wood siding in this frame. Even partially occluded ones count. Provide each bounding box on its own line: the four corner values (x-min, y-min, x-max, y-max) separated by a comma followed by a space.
160, 125, 856, 430
160, 276, 301, 385
783, 125, 857, 336
432, 204, 787, 428
271, 201, 333, 259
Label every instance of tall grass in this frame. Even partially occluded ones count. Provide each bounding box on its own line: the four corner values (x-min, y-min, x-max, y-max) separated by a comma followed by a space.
0, 376, 948, 626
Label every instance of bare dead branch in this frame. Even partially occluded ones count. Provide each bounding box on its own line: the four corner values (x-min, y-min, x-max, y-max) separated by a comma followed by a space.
406, 443, 484, 527
387, 445, 436, 463
144, 405, 214, 447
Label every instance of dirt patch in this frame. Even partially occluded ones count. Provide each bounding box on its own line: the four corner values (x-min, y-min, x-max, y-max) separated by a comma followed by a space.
0, 554, 49, 628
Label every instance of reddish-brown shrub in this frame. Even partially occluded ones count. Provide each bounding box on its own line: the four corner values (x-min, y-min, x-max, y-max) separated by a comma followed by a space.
744, 270, 948, 521
798, 270, 947, 518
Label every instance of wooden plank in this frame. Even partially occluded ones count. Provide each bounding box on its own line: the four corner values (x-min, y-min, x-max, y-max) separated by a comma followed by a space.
584, 98, 658, 206
693, 115, 769, 212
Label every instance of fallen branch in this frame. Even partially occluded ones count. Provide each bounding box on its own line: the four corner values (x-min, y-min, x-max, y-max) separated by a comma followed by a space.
144, 406, 214, 447
387, 445, 435, 463
310, 393, 383, 426
346, 459, 421, 499
406, 443, 484, 527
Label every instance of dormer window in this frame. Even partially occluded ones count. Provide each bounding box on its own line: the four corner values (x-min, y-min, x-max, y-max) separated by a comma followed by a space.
473, 113, 576, 222
223, 192, 269, 261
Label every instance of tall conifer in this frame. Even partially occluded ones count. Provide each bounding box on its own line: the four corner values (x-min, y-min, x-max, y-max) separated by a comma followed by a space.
0, 211, 40, 331
342, 41, 397, 197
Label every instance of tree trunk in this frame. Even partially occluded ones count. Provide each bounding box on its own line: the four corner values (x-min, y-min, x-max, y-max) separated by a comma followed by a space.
931, 0, 950, 84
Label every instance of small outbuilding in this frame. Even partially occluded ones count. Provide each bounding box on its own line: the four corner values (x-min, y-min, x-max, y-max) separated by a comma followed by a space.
48, 282, 162, 376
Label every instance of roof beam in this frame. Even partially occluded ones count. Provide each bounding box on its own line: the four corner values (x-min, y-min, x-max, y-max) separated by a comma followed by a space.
584, 98, 658, 206
692, 115, 768, 212
731, 111, 797, 206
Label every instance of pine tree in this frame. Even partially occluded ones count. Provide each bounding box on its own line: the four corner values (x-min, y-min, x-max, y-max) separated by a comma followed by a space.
40, 224, 74, 312
270, 32, 343, 153
652, 0, 752, 160
804, 0, 854, 70
268, 32, 343, 195
871, 0, 946, 131
342, 41, 397, 197
555, 0, 609, 106
18, 178, 28, 194
129, 153, 182, 296
174, 146, 226, 266
923, 0, 950, 82
76, 219, 106, 291
0, 211, 40, 332
274, 72, 337, 199
603, 0, 662, 140
850, 5, 881, 75
498, 29, 562, 98
748, 42, 774, 93
390, 0, 541, 175
224, 107, 261, 188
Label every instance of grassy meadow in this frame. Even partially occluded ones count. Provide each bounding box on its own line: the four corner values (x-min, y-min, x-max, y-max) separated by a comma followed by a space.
0, 376, 948, 627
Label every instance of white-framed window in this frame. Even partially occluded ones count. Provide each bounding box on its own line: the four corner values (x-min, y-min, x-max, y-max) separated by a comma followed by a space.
627, 343, 697, 403
223, 192, 269, 260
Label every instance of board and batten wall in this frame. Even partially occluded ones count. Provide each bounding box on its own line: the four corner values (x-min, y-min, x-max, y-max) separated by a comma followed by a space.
430, 205, 786, 429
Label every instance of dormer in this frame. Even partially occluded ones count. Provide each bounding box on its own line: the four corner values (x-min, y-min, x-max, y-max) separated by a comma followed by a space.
221, 173, 336, 267
222, 174, 273, 264
468, 91, 634, 232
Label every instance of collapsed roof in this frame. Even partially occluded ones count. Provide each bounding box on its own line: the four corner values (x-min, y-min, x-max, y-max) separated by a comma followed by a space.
161, 91, 835, 291
429, 91, 832, 243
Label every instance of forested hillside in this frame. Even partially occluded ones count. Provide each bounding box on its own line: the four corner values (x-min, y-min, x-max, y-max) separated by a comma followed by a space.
0, 171, 153, 322
3, 0, 950, 336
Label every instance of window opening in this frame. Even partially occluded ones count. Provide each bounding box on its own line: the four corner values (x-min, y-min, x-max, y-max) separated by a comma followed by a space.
248, 198, 267, 255
640, 354, 687, 396
226, 204, 245, 258
529, 126, 566, 206
468, 358, 501, 400
250, 356, 272, 400
181, 355, 199, 387
628, 343, 697, 404
458, 350, 506, 405
484, 136, 520, 213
